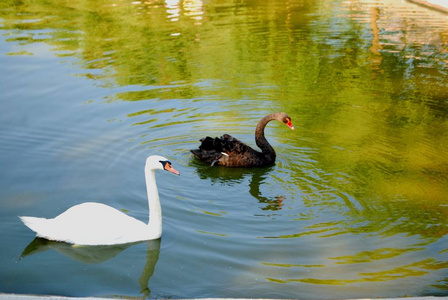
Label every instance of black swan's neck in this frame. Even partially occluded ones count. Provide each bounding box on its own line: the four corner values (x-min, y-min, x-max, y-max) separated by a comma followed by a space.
255, 113, 277, 158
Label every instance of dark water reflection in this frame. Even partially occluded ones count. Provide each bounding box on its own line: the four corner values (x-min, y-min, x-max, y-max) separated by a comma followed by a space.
193, 162, 284, 210
20, 238, 161, 297
1, 0, 448, 298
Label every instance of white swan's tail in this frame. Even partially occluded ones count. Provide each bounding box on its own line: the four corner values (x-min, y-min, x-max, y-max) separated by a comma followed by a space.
19, 216, 52, 239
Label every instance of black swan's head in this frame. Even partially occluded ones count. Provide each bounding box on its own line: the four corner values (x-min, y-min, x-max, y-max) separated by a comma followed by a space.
278, 113, 294, 130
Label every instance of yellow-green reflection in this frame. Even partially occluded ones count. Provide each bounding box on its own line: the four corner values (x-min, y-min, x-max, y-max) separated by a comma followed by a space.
2, 0, 448, 295
329, 247, 425, 264
262, 262, 326, 268
267, 259, 448, 285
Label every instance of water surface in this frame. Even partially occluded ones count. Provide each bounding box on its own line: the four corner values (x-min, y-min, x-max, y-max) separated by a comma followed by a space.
1, 0, 448, 298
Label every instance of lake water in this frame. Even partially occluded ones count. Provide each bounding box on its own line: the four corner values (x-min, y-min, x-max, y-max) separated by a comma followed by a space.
1, 0, 448, 298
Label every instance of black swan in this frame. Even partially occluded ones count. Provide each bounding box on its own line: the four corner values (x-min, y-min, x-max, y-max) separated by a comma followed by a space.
190, 113, 294, 167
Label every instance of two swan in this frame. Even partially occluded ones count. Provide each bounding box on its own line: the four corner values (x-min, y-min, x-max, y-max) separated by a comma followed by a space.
20, 113, 293, 245
20, 155, 179, 246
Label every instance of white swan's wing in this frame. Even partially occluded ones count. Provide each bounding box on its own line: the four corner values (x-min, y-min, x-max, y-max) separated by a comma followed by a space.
20, 202, 149, 245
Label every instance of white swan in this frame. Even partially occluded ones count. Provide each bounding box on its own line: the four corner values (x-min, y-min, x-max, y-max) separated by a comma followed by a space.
19, 155, 180, 246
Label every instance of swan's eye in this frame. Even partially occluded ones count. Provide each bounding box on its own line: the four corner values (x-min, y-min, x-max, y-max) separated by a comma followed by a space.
159, 160, 172, 169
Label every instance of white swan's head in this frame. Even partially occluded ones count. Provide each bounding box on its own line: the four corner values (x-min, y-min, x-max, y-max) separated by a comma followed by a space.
146, 155, 180, 175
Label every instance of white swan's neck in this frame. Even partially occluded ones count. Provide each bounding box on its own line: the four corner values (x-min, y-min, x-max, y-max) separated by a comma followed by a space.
145, 168, 162, 238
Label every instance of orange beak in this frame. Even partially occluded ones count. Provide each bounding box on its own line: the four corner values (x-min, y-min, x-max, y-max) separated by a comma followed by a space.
286, 119, 295, 130
165, 164, 180, 175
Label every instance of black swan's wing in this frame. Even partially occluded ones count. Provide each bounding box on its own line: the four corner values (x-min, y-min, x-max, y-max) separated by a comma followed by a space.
219, 134, 258, 155
190, 136, 221, 165
191, 134, 265, 167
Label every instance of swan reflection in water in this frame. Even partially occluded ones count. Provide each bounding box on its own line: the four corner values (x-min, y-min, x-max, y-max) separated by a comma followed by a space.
20, 237, 161, 297
192, 162, 285, 211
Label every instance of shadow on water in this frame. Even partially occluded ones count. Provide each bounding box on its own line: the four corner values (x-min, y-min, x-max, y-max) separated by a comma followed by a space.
20, 238, 161, 297
191, 161, 285, 211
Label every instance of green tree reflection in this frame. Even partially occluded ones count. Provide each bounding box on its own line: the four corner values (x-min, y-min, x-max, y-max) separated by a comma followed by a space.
2, 0, 448, 288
